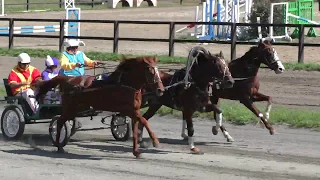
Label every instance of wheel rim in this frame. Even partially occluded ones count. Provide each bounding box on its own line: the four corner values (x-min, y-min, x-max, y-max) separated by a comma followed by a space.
2, 110, 20, 138
112, 116, 128, 139
50, 119, 68, 143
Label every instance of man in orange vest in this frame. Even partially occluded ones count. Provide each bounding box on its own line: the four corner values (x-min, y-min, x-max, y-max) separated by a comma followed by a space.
8, 53, 42, 113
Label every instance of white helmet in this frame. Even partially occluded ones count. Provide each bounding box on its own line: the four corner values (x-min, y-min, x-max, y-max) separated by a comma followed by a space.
63, 39, 85, 47
17, 53, 31, 63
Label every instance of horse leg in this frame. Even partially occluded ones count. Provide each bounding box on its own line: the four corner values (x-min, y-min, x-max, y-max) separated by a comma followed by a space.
240, 98, 275, 135
183, 110, 201, 153
131, 118, 141, 158
137, 115, 160, 148
209, 98, 234, 142
139, 104, 162, 148
219, 125, 234, 142
252, 92, 272, 121
181, 118, 188, 140
56, 115, 68, 153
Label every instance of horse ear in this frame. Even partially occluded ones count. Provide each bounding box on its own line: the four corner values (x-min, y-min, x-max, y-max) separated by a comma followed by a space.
219, 51, 224, 58
154, 55, 158, 63
120, 54, 126, 62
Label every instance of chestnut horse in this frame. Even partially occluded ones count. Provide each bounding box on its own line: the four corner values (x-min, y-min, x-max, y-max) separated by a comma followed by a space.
36, 56, 165, 157
181, 38, 285, 142
138, 47, 235, 153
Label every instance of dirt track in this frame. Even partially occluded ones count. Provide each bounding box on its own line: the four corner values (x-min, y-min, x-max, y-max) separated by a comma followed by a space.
0, 115, 320, 180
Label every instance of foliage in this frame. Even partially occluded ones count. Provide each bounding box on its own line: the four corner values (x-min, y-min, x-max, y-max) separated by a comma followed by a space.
246, 0, 289, 40
140, 101, 320, 129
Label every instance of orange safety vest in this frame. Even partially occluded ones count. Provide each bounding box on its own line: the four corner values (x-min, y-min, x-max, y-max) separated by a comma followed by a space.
10, 66, 36, 95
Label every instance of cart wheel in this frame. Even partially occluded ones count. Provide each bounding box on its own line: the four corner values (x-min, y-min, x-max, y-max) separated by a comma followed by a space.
111, 114, 130, 141
1, 105, 25, 140
49, 116, 71, 147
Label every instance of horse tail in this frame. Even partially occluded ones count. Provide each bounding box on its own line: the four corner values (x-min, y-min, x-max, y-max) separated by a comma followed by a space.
36, 76, 65, 100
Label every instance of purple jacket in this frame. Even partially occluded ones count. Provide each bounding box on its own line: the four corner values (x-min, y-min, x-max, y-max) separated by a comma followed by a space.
41, 69, 59, 80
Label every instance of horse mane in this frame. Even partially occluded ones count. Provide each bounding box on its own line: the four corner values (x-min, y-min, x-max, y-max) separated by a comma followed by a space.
115, 55, 144, 71
229, 46, 258, 65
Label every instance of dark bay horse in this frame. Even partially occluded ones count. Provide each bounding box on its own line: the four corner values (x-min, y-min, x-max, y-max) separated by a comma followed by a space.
139, 47, 235, 153
181, 38, 285, 142
36, 56, 165, 157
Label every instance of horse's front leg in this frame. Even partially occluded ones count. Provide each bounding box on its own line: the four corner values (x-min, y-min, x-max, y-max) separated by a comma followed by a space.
181, 118, 188, 140
131, 118, 141, 158
210, 98, 234, 142
252, 92, 272, 120
56, 116, 67, 153
139, 103, 162, 148
183, 109, 201, 153
241, 98, 275, 135
137, 113, 160, 149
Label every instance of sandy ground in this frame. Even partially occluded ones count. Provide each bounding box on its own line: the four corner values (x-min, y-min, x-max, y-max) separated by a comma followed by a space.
0, 6, 320, 63
0, 114, 320, 180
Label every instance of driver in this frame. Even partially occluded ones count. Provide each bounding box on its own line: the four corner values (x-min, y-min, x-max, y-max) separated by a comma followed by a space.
59, 39, 99, 129
8, 53, 42, 113
59, 39, 99, 76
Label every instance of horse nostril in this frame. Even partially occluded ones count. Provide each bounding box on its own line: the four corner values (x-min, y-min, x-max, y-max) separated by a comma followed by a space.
279, 68, 283, 71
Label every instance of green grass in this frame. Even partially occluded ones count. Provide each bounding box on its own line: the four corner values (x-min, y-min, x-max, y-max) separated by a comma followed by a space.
0, 87, 6, 98
0, 47, 320, 71
140, 101, 320, 129
4, 0, 199, 13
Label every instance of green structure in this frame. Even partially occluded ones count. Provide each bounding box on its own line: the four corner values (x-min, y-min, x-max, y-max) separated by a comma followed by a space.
285, 0, 317, 38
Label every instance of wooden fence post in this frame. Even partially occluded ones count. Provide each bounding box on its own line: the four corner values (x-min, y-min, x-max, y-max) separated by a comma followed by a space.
113, 21, 119, 54
298, 24, 304, 63
59, 19, 65, 52
169, 22, 175, 57
230, 23, 237, 61
8, 19, 14, 49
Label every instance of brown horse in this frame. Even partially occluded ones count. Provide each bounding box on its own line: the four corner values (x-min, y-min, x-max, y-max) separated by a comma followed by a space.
181, 38, 285, 142
138, 47, 235, 153
36, 56, 165, 157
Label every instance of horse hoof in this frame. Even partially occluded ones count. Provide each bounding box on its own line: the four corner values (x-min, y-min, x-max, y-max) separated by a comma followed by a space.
181, 134, 188, 141
153, 141, 160, 148
191, 147, 203, 154
227, 137, 234, 142
139, 141, 150, 148
133, 151, 141, 158
269, 128, 275, 135
57, 147, 65, 153
212, 126, 218, 135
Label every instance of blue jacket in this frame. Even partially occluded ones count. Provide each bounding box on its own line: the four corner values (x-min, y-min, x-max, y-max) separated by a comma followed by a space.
59, 51, 85, 76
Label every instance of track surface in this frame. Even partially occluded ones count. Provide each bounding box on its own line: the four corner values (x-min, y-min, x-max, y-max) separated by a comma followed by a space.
0, 114, 320, 180
0, 6, 319, 180
0, 57, 319, 179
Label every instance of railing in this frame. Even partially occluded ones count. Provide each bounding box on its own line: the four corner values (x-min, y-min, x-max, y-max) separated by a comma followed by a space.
1, 18, 320, 63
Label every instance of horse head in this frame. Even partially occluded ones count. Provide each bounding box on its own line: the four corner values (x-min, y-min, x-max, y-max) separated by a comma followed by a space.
257, 37, 285, 74
188, 46, 234, 89
115, 55, 165, 96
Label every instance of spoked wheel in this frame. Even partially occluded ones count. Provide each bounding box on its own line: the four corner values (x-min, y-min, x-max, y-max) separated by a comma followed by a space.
111, 114, 130, 141
49, 116, 71, 147
1, 105, 25, 140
